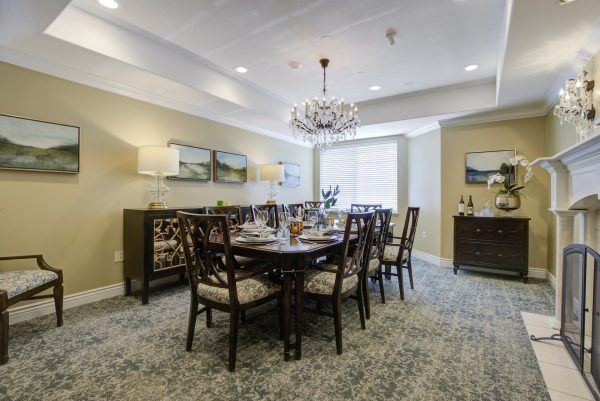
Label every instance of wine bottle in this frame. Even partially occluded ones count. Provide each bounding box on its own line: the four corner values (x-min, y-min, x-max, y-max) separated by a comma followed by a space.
467, 195, 474, 216
458, 195, 465, 216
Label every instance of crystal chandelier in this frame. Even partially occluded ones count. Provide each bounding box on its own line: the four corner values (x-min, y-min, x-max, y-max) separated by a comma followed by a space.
289, 58, 360, 148
554, 70, 595, 142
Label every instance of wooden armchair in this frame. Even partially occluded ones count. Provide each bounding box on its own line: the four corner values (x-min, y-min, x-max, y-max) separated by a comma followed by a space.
350, 203, 382, 212
177, 212, 282, 371
284, 203, 304, 219
304, 201, 324, 208
381, 207, 420, 300
0, 255, 63, 364
251, 204, 280, 228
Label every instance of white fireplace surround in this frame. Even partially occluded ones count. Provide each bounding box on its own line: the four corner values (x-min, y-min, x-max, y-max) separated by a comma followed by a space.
533, 133, 600, 329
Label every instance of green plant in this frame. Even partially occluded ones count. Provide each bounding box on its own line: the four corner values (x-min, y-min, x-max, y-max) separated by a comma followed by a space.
487, 153, 533, 195
321, 185, 340, 209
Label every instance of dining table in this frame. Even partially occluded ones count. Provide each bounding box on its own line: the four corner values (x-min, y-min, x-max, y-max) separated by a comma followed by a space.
209, 231, 352, 361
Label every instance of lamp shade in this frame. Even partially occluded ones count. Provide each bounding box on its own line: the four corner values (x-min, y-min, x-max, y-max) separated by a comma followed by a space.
137, 146, 179, 176
260, 164, 285, 182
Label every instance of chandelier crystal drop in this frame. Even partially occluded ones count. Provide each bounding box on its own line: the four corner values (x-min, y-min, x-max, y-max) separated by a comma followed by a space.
289, 58, 360, 149
554, 70, 595, 142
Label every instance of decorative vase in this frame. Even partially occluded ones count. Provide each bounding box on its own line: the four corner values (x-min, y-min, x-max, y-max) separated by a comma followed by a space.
495, 192, 521, 211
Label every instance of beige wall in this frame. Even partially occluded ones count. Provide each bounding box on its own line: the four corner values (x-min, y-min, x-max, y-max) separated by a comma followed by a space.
0, 62, 314, 296
408, 129, 441, 256
440, 118, 550, 269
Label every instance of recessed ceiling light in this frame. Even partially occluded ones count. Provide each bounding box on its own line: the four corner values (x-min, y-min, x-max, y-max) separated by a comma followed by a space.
320, 35, 334, 41
464, 64, 479, 72
404, 81, 415, 85
99, 0, 119, 9
235, 66, 248, 74
557, 0, 576, 4
369, 85, 382, 91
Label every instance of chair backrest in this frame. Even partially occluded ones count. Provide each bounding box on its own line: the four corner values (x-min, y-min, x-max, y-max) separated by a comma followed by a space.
371, 208, 393, 261
305, 201, 324, 208
177, 212, 239, 304
399, 207, 420, 261
351, 203, 382, 212
251, 204, 280, 228
332, 211, 375, 295
204, 205, 243, 229
285, 203, 304, 218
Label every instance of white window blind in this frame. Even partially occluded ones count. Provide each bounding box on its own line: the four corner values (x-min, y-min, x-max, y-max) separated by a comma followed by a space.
319, 140, 397, 212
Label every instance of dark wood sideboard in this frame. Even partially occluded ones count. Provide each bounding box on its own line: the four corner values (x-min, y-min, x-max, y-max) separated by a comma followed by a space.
452, 215, 530, 281
123, 207, 203, 304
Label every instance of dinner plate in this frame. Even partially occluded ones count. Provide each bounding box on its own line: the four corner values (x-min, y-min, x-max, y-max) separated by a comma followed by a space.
240, 226, 274, 233
298, 234, 338, 242
235, 236, 277, 244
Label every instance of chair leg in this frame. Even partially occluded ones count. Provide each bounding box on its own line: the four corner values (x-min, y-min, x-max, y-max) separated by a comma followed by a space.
398, 265, 405, 301
277, 296, 283, 340
407, 259, 414, 290
206, 307, 212, 328
357, 285, 366, 330
363, 276, 371, 320
186, 300, 198, 352
316, 300, 322, 313
240, 311, 246, 323
377, 268, 386, 304
0, 308, 8, 365
53, 285, 63, 327
229, 309, 239, 372
332, 297, 343, 355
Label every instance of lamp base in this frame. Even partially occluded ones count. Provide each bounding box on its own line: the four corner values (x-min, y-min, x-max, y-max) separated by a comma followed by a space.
147, 201, 168, 209
266, 199, 277, 205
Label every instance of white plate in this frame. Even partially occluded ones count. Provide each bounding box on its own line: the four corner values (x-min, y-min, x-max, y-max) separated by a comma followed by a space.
235, 236, 277, 244
240, 226, 273, 233
298, 234, 338, 242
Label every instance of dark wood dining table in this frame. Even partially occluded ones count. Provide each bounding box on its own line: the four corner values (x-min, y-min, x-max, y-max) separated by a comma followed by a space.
209, 232, 348, 361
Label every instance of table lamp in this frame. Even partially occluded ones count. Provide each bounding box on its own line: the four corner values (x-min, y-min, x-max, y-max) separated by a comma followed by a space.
260, 164, 285, 204
137, 146, 179, 209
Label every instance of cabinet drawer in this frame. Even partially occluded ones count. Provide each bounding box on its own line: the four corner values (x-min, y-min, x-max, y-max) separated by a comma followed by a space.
454, 240, 526, 269
455, 219, 526, 243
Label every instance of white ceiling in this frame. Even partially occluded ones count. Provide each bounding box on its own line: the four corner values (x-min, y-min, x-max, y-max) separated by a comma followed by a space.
1, 0, 600, 145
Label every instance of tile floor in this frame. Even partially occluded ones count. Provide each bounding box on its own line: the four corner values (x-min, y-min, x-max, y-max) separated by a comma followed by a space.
522, 312, 596, 401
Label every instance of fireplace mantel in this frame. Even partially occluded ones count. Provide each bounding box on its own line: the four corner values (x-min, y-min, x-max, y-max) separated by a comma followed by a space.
532, 133, 600, 329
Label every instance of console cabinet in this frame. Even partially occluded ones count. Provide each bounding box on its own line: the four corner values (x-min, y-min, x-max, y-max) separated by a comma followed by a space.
453, 215, 530, 281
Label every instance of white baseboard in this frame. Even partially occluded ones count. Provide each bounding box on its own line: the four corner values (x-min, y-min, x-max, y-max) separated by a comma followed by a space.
8, 282, 125, 325
547, 271, 556, 289
411, 249, 550, 281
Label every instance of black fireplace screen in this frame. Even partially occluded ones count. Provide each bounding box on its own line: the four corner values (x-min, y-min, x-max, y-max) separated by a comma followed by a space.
561, 244, 600, 400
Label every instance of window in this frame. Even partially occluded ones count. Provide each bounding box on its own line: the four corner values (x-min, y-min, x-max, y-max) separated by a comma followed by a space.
319, 140, 397, 211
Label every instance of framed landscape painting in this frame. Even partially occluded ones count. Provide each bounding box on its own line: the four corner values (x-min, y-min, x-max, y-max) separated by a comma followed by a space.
465, 149, 516, 183
280, 162, 300, 187
0, 114, 80, 173
214, 150, 247, 183
168, 142, 211, 181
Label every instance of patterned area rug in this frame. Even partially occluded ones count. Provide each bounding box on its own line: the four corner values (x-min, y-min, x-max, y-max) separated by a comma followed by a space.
1, 259, 554, 401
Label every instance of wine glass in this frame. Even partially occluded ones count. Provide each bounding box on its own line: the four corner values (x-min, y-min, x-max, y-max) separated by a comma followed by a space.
338, 209, 348, 227
279, 211, 290, 242
296, 206, 304, 220
307, 211, 318, 228
258, 210, 269, 229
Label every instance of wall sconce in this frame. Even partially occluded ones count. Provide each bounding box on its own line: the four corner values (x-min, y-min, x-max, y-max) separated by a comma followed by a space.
554, 70, 595, 142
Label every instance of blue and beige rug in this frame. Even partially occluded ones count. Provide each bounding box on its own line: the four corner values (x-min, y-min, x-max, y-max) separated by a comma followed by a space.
0, 259, 554, 401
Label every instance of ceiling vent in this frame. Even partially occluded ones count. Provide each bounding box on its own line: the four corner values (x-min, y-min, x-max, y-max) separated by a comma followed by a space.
385, 28, 396, 45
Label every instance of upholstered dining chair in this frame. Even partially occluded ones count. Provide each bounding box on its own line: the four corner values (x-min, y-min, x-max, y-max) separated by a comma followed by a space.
251, 204, 280, 228
304, 201, 324, 208
204, 205, 243, 229
0, 255, 63, 364
350, 203, 382, 212
363, 208, 393, 318
380, 207, 420, 300
305, 211, 375, 355
177, 212, 282, 372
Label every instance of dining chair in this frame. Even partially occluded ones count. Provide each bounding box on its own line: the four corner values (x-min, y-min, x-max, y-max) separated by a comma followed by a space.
362, 208, 392, 318
251, 204, 280, 228
177, 212, 282, 372
204, 205, 243, 229
381, 207, 420, 300
350, 203, 382, 212
305, 211, 375, 355
0, 255, 63, 364
284, 203, 304, 219
304, 201, 324, 208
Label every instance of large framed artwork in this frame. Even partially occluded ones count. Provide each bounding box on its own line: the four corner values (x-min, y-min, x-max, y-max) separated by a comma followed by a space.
279, 162, 300, 187
214, 150, 247, 183
168, 141, 211, 181
465, 149, 516, 184
0, 113, 80, 173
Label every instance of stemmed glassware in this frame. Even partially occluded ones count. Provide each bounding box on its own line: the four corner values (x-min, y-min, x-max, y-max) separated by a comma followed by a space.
279, 211, 290, 243
307, 211, 318, 228
295, 206, 304, 221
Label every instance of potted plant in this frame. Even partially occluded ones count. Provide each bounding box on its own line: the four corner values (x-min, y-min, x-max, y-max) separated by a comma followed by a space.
487, 153, 533, 211
321, 185, 340, 209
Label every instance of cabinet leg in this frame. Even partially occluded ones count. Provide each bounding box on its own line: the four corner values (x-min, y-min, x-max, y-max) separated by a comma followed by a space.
520, 273, 528, 283
453, 265, 458, 275
141, 280, 149, 305
125, 277, 132, 296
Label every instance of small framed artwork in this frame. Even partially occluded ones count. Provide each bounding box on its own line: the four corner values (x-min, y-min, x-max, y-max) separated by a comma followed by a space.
168, 142, 211, 181
465, 149, 516, 184
214, 150, 247, 183
0, 113, 80, 173
279, 162, 300, 187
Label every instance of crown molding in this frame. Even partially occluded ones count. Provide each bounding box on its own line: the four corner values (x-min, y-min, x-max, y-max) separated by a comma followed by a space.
406, 122, 441, 138
439, 106, 547, 128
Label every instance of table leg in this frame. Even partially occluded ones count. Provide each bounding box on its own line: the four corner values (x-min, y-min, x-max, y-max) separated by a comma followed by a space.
282, 272, 292, 362
294, 270, 305, 360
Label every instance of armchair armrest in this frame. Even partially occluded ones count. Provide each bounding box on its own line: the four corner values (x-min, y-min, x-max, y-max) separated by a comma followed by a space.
0, 255, 62, 280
